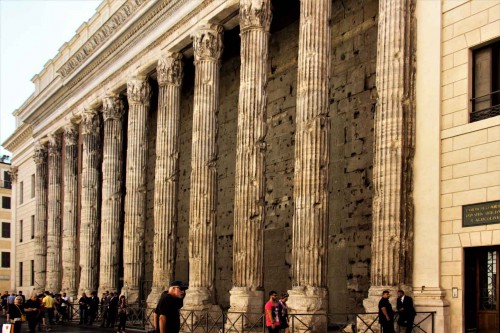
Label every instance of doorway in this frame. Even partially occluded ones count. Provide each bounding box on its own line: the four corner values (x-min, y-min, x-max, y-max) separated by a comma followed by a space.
465, 246, 500, 333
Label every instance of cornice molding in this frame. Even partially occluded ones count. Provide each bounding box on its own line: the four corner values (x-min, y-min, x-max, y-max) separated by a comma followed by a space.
24, 0, 240, 139
57, 0, 149, 79
2, 123, 33, 153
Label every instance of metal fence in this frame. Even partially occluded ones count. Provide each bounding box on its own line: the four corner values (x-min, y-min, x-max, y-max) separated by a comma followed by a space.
64, 305, 434, 333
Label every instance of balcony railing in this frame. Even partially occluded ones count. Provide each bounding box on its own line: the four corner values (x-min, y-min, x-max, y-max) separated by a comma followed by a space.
62, 304, 435, 333
470, 90, 500, 122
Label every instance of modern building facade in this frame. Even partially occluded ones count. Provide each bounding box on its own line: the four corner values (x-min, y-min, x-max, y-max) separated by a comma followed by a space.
2, 0, 499, 332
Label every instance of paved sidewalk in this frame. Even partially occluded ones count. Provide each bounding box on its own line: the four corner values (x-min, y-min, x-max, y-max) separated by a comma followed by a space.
0, 317, 148, 333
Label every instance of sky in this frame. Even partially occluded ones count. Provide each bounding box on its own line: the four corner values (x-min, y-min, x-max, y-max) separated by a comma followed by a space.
0, 0, 102, 157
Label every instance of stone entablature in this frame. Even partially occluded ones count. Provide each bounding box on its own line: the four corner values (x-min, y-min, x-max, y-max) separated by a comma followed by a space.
3, 123, 32, 153
14, 0, 239, 144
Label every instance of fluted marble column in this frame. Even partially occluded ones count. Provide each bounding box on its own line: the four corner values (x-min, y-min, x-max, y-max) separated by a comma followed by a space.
123, 76, 151, 303
183, 24, 223, 311
99, 95, 125, 295
34, 143, 48, 291
46, 133, 62, 292
229, 0, 271, 317
364, 0, 416, 311
78, 109, 102, 295
62, 123, 79, 298
147, 53, 183, 305
287, 0, 331, 328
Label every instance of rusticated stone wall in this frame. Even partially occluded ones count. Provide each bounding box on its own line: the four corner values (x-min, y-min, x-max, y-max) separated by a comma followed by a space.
329, 0, 378, 312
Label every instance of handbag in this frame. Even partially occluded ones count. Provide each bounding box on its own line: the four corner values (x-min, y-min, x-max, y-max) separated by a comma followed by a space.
15, 305, 26, 322
2, 324, 13, 333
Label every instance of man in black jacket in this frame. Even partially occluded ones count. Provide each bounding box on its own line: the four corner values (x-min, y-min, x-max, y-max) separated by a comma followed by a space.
154, 280, 188, 333
108, 292, 119, 328
397, 290, 416, 332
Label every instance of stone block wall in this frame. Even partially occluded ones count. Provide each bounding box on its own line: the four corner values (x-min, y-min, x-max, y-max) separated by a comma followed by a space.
439, 1, 500, 332
328, 0, 378, 313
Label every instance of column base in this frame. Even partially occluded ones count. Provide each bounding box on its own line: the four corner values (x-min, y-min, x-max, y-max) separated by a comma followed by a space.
63, 288, 77, 302
413, 287, 450, 333
122, 286, 140, 304
182, 287, 221, 331
183, 287, 216, 311
98, 286, 118, 298
286, 286, 328, 333
226, 288, 264, 331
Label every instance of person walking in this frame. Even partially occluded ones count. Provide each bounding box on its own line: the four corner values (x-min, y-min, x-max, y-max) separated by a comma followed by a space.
278, 293, 290, 333
265, 291, 280, 333
154, 280, 188, 333
116, 295, 127, 333
378, 290, 395, 333
42, 291, 55, 331
397, 290, 416, 333
7, 296, 25, 333
25, 292, 41, 333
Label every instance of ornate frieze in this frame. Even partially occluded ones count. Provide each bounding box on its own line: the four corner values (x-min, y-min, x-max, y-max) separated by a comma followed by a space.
192, 24, 224, 62
57, 0, 148, 78
239, 0, 272, 31
157, 53, 184, 87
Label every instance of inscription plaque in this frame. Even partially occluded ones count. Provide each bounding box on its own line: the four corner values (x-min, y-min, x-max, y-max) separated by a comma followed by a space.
463, 200, 500, 227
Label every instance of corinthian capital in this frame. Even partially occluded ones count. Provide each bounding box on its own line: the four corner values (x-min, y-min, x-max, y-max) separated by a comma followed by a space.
157, 53, 184, 87
240, 0, 272, 31
127, 76, 152, 105
81, 108, 101, 135
47, 134, 62, 157
192, 24, 224, 62
64, 123, 78, 146
102, 94, 125, 121
8, 167, 18, 183
33, 143, 48, 165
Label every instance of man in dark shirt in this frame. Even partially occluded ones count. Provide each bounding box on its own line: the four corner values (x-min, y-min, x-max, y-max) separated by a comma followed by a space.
378, 290, 395, 333
154, 280, 188, 333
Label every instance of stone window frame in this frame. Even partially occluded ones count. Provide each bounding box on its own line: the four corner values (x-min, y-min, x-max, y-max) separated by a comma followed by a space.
470, 38, 500, 123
